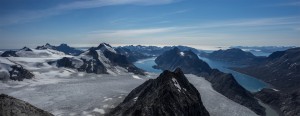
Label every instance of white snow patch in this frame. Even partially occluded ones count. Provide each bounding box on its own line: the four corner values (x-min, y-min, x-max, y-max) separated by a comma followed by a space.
133, 97, 138, 101
172, 78, 182, 92
180, 52, 185, 56
132, 75, 142, 79
93, 108, 105, 114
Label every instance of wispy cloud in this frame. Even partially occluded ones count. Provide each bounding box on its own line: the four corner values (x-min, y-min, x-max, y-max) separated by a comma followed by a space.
0, 0, 178, 26
87, 16, 300, 40
88, 27, 178, 38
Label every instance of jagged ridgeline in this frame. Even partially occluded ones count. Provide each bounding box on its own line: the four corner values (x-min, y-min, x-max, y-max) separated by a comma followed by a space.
154, 47, 265, 116
108, 68, 210, 116
48, 43, 145, 75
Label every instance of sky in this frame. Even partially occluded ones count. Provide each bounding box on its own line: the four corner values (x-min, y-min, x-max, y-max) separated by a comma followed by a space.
0, 0, 300, 49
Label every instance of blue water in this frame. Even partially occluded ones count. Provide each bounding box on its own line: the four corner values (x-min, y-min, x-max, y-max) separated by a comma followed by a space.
134, 57, 162, 73
198, 56, 268, 92
134, 57, 268, 92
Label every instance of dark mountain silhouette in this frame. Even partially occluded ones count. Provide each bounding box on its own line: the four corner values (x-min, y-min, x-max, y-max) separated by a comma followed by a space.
108, 68, 210, 116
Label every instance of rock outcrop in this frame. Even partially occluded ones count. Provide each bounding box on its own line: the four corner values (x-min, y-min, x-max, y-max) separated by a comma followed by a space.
0, 58, 34, 81
0, 94, 53, 116
108, 68, 210, 116
255, 89, 300, 116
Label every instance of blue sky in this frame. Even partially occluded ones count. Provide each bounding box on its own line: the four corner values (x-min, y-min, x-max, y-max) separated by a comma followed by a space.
0, 0, 300, 49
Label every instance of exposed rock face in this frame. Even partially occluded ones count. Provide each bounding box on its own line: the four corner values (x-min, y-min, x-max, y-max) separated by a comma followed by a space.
35, 43, 55, 50
1, 50, 19, 57
200, 48, 264, 65
234, 47, 300, 92
50, 43, 145, 75
9, 65, 34, 81
20, 47, 33, 51
255, 89, 300, 116
154, 47, 265, 116
0, 94, 53, 116
108, 68, 210, 116
0, 58, 34, 81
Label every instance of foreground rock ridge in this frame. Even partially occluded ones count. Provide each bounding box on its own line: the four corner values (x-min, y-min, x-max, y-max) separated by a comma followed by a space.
154, 47, 265, 116
0, 94, 53, 116
108, 68, 210, 116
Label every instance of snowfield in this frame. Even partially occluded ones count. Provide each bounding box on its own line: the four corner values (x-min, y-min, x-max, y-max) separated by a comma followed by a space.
0, 57, 258, 116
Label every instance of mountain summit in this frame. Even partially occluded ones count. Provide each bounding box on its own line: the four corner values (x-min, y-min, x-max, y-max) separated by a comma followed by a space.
108, 68, 210, 116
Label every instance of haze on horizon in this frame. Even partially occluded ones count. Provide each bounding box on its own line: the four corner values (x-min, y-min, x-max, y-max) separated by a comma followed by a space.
0, 0, 300, 49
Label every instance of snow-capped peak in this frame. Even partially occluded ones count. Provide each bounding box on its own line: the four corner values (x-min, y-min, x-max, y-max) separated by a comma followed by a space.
97, 43, 117, 53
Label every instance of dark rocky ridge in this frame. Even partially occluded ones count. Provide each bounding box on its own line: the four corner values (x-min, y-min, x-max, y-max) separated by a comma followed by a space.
233, 47, 300, 116
119, 45, 203, 57
154, 47, 265, 116
0, 58, 34, 81
108, 68, 210, 116
200, 48, 265, 65
1, 50, 19, 57
234, 47, 300, 92
255, 89, 300, 116
9, 65, 34, 81
0, 94, 53, 116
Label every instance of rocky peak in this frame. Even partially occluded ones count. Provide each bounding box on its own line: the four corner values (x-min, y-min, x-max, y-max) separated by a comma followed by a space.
108, 68, 210, 116
36, 43, 55, 50
1, 50, 18, 57
20, 47, 33, 51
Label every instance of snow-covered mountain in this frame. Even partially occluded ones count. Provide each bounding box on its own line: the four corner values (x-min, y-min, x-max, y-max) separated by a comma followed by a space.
50, 43, 145, 75
1, 47, 67, 58
0, 57, 34, 81
36, 43, 83, 56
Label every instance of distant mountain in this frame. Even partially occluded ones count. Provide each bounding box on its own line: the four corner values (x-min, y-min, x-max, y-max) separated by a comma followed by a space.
1, 46, 66, 58
0, 57, 34, 81
154, 47, 265, 115
119, 45, 203, 57
108, 68, 210, 116
255, 89, 300, 116
200, 48, 265, 65
50, 43, 145, 75
233, 47, 300, 116
36, 43, 83, 55
234, 47, 300, 92
0, 94, 53, 116
115, 47, 151, 62
1, 50, 19, 57
231, 46, 295, 53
